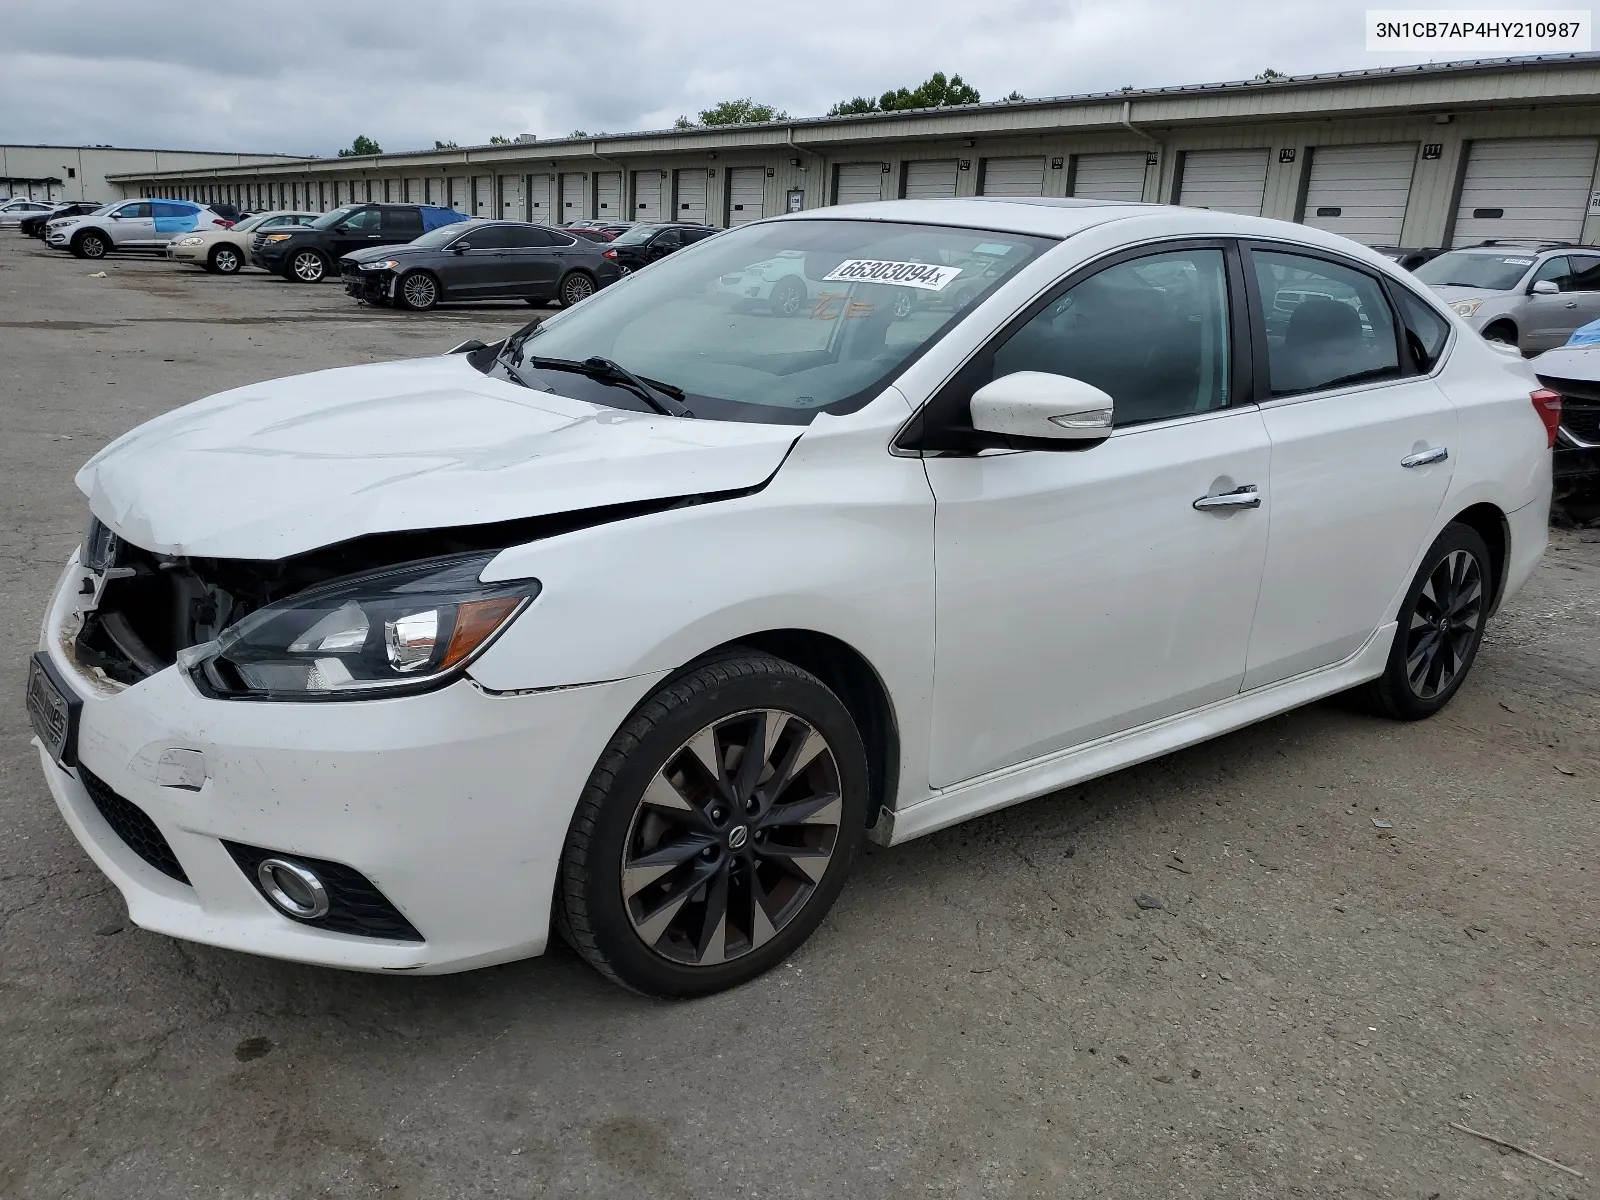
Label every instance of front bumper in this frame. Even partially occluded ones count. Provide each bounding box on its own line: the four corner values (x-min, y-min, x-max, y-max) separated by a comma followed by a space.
342, 266, 393, 302
166, 244, 205, 263
251, 243, 293, 272
34, 553, 662, 974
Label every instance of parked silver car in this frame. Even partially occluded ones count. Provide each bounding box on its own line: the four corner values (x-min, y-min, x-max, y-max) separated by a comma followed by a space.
1414, 243, 1600, 353
46, 198, 233, 259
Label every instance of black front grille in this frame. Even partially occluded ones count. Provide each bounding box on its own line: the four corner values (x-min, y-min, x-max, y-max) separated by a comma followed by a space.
78, 767, 190, 884
1561, 403, 1600, 445
223, 843, 424, 942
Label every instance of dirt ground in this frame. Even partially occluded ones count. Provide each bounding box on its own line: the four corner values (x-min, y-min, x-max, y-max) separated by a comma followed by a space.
0, 236, 1595, 1200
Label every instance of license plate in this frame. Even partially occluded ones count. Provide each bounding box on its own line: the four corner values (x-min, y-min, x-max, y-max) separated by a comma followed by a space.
26, 653, 80, 767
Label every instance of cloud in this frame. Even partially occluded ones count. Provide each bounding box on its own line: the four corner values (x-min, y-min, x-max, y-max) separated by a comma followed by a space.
0, 0, 1572, 156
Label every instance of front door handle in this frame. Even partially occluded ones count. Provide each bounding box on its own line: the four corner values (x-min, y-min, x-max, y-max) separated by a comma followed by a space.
1193, 484, 1261, 511
1565, 301, 1579, 309
1401, 446, 1449, 468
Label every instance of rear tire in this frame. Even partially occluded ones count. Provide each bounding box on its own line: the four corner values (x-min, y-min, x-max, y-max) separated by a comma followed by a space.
558, 270, 596, 307
1361, 523, 1492, 720
556, 650, 869, 997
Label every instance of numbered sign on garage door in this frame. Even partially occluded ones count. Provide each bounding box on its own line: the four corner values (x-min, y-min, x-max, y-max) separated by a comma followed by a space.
833, 163, 884, 205
980, 156, 1045, 196
1301, 143, 1418, 245
727, 168, 765, 224
634, 171, 663, 222
595, 172, 622, 219
1070, 152, 1147, 202
674, 169, 708, 223
1179, 149, 1269, 215
560, 173, 587, 221
527, 175, 552, 223
903, 160, 958, 199
1452, 137, 1600, 246
498, 174, 523, 219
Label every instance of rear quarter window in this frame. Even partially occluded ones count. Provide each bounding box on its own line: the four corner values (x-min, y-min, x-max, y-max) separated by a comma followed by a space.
1391, 287, 1452, 372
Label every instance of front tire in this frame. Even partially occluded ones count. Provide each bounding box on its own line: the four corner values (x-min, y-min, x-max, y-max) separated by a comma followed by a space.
209, 244, 242, 274
556, 650, 869, 997
289, 249, 328, 283
1482, 321, 1518, 349
1362, 523, 1492, 720
396, 270, 439, 311
73, 231, 107, 260
770, 276, 807, 316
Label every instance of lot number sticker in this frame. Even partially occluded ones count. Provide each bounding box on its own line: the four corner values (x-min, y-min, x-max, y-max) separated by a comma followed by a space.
823, 259, 963, 291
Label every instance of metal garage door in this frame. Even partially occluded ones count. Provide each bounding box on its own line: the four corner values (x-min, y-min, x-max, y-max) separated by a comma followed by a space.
527, 175, 553, 223
560, 173, 587, 221
447, 177, 468, 211
674, 169, 708, 223
1301, 144, 1417, 245
980, 156, 1046, 196
595, 172, 622, 220
903, 159, 958, 199
426, 177, 446, 206
834, 163, 884, 205
727, 167, 764, 224
1451, 137, 1600, 246
498, 174, 523, 219
471, 175, 493, 216
1179, 149, 1269, 215
1071, 152, 1147, 202
634, 171, 663, 222
404, 177, 422, 204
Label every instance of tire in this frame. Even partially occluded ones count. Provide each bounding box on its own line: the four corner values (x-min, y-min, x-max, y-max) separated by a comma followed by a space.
890, 289, 914, 319
556, 650, 869, 997
1361, 523, 1492, 721
1482, 321, 1518, 348
770, 276, 807, 316
558, 270, 596, 307
396, 270, 439, 311
209, 244, 243, 275
288, 249, 328, 283
73, 231, 107, 260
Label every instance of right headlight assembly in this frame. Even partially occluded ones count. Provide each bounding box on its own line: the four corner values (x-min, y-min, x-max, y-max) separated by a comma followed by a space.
182, 553, 538, 701
1450, 299, 1483, 317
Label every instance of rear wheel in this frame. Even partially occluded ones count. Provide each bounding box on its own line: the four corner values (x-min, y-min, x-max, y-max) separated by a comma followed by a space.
73, 231, 107, 260
289, 249, 328, 283
396, 270, 439, 311
556, 650, 868, 997
209, 244, 242, 274
1362, 523, 1492, 720
558, 270, 596, 307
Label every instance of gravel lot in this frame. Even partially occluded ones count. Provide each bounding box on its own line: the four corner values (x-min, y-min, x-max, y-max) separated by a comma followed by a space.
1, 237, 1596, 1200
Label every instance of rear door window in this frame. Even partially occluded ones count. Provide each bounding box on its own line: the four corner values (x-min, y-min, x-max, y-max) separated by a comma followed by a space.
1250, 250, 1400, 396
379, 208, 422, 237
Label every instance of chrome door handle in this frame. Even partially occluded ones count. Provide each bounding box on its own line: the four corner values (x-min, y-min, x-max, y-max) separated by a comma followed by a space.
1565, 301, 1578, 309
1401, 446, 1449, 468
1193, 484, 1261, 511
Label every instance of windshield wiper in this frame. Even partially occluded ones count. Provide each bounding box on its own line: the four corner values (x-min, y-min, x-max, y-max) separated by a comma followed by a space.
523, 355, 695, 418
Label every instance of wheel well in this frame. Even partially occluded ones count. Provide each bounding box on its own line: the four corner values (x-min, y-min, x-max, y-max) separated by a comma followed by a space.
686, 630, 899, 829
1482, 318, 1518, 340
1448, 503, 1510, 612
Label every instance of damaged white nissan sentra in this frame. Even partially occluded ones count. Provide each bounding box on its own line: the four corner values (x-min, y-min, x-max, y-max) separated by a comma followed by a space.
30, 198, 1553, 996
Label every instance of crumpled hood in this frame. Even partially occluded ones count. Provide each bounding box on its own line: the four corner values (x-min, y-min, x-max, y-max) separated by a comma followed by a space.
78, 355, 801, 560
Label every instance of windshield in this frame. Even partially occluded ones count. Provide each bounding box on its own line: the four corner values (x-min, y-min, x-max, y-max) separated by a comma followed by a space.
485, 219, 1053, 423
408, 222, 480, 250
1414, 250, 1536, 290
611, 224, 658, 245
310, 206, 359, 229
232, 213, 273, 233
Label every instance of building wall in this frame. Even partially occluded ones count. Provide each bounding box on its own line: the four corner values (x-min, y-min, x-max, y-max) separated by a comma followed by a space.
0, 146, 297, 204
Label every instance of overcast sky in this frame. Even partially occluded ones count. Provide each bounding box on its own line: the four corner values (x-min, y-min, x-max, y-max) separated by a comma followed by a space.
2, 0, 1582, 156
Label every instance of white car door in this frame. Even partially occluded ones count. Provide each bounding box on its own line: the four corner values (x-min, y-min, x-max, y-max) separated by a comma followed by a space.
106, 200, 156, 248
1241, 245, 1457, 689
918, 242, 1273, 787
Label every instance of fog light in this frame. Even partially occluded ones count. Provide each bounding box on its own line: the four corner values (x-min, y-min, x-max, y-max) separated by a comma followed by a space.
256, 858, 330, 919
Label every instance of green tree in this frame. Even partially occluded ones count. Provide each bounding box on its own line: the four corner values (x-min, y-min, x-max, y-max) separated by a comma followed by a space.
569, 130, 588, 138
828, 72, 983, 116
337, 134, 382, 157
434, 140, 459, 150
1256, 68, 1287, 81
488, 135, 513, 145
677, 98, 789, 128
1002, 90, 1025, 102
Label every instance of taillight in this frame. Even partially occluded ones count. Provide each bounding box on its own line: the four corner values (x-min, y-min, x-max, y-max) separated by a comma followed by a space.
602, 248, 617, 259
1531, 388, 1562, 448
217, 219, 235, 228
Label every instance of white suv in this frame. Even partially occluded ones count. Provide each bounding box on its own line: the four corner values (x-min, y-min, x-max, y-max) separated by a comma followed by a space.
47, 198, 232, 259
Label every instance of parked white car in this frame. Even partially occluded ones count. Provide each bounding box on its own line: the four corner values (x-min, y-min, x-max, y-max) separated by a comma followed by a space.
31, 198, 1552, 996
0, 198, 57, 226
46, 198, 232, 258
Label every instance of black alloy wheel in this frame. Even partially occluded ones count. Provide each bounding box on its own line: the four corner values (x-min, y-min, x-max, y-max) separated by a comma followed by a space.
556, 650, 868, 997
1363, 522, 1492, 720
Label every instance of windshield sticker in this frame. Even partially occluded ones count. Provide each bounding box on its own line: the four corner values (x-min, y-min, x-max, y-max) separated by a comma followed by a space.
1502, 257, 1535, 265
822, 259, 963, 291
972, 243, 1011, 256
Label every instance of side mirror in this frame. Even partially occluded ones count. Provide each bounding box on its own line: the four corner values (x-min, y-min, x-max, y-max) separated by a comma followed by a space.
453, 242, 471, 253
970, 371, 1115, 445
1530, 279, 1560, 295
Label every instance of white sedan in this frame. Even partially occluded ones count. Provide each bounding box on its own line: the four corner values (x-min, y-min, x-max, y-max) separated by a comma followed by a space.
31, 198, 1553, 996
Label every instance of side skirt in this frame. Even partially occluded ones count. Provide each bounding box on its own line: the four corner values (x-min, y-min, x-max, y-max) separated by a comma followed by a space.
882, 622, 1396, 846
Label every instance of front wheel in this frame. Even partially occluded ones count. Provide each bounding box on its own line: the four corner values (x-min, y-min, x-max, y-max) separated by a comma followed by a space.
770, 276, 807, 316
209, 244, 242, 274
556, 650, 869, 997
1482, 321, 1518, 348
558, 270, 596, 307
396, 269, 439, 311
1362, 523, 1492, 720
73, 231, 107, 260
289, 249, 328, 283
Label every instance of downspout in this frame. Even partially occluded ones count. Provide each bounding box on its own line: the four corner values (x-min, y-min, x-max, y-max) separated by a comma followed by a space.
784, 127, 825, 209
1120, 100, 1166, 203
592, 140, 630, 220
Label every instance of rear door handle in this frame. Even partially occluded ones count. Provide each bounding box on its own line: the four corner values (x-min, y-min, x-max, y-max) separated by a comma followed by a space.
1401, 446, 1449, 468
1565, 301, 1579, 309
1193, 484, 1261, 511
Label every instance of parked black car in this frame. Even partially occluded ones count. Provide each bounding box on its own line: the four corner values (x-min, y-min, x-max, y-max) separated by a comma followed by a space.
19, 201, 102, 238
252, 203, 467, 283
340, 219, 622, 310
601, 222, 718, 274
